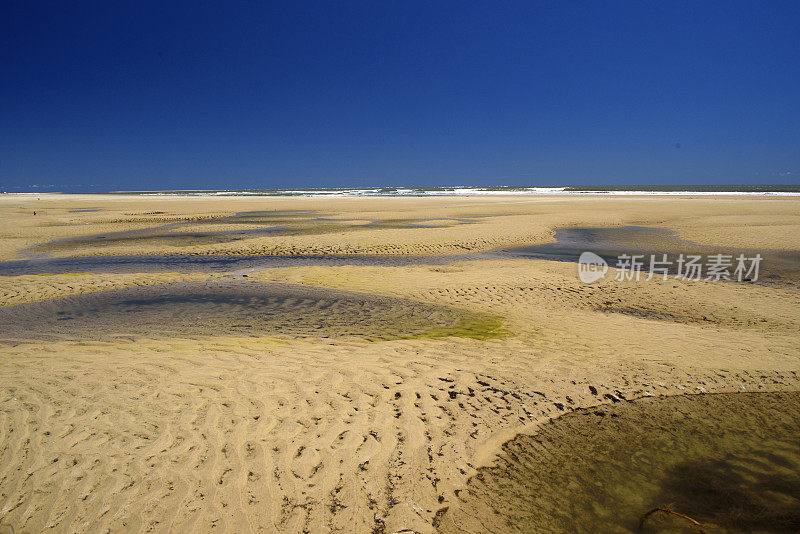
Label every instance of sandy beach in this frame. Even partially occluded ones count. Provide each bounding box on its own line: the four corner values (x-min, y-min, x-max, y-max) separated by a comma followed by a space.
1, 194, 799, 533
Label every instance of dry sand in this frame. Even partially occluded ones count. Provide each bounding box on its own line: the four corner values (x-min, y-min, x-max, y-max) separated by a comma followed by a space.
0, 194, 798, 533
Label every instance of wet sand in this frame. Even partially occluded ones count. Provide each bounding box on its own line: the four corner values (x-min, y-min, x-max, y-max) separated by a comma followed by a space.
23, 210, 479, 255
505, 226, 800, 288
3, 226, 799, 291
0, 279, 502, 343
0, 193, 798, 533
0, 252, 486, 276
436, 391, 800, 534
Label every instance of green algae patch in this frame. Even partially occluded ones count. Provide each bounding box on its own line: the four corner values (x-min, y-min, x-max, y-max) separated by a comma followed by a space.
377, 313, 509, 342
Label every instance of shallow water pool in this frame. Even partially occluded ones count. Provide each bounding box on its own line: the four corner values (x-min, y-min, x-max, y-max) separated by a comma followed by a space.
437, 391, 800, 533
0, 279, 499, 342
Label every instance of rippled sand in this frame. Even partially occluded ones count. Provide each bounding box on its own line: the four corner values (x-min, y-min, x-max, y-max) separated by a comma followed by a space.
437, 391, 800, 533
0, 279, 502, 343
0, 193, 799, 533
2, 193, 799, 260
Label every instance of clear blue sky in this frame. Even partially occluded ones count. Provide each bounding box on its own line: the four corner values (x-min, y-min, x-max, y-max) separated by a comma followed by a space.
3, 1, 799, 191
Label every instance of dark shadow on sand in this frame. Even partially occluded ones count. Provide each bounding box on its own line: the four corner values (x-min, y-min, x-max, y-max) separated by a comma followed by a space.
502, 226, 800, 288
0, 279, 495, 343
3, 226, 799, 288
25, 210, 481, 254
436, 391, 800, 534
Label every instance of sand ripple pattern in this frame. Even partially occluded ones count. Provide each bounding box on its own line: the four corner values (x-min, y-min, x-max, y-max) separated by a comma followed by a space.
0, 280, 480, 343
436, 391, 800, 533
0, 259, 799, 532
1, 336, 798, 533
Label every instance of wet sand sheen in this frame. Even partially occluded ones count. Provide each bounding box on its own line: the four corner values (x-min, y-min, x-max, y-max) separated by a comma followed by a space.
4, 226, 799, 288
0, 279, 503, 342
504, 226, 800, 288
25, 210, 480, 254
436, 391, 800, 534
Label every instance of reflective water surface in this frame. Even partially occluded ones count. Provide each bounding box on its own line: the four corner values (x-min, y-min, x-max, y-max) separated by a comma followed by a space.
504, 226, 800, 287
3, 226, 799, 287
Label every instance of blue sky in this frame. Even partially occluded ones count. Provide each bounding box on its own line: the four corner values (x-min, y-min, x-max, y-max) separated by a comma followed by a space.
2, 1, 799, 191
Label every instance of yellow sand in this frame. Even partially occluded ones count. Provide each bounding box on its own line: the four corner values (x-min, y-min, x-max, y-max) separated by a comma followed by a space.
1, 193, 799, 260
0, 273, 210, 307
0, 193, 798, 533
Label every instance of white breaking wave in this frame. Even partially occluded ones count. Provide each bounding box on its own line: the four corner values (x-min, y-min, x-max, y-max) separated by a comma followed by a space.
139, 186, 800, 197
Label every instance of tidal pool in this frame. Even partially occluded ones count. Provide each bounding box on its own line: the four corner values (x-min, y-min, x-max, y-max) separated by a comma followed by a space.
503, 226, 800, 287
0, 252, 485, 276
3, 226, 799, 287
436, 391, 800, 533
0, 280, 503, 343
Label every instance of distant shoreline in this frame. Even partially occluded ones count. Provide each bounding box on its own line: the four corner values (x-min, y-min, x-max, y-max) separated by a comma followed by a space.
4, 185, 799, 196
109, 184, 800, 196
